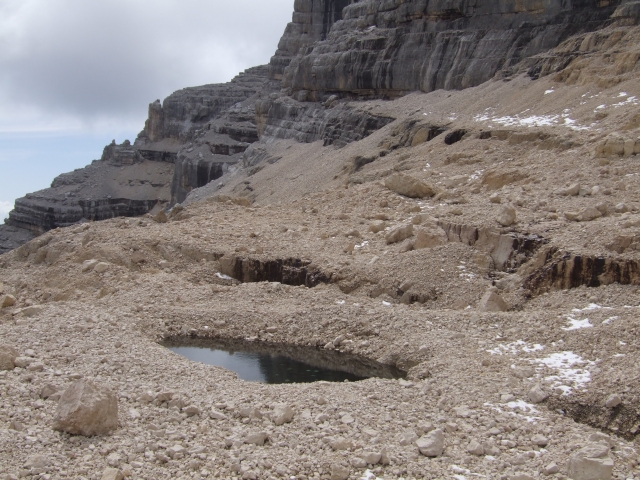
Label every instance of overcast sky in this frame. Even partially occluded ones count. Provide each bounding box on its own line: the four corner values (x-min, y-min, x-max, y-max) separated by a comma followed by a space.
0, 0, 293, 220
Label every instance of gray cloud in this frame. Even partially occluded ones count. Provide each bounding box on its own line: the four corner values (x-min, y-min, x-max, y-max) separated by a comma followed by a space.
0, 0, 292, 129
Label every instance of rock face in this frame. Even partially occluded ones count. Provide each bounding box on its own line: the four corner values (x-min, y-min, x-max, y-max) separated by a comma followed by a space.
282, 0, 624, 99
269, 0, 352, 80
53, 380, 118, 436
138, 66, 273, 143
2, 150, 173, 235
254, 95, 395, 148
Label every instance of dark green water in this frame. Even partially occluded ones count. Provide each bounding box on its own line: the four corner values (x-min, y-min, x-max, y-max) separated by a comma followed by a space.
163, 338, 405, 384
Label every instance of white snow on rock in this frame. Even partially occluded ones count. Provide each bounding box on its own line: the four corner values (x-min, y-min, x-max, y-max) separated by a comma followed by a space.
487, 340, 544, 355
474, 111, 590, 131
506, 400, 538, 414
572, 303, 604, 312
360, 471, 381, 480
562, 317, 593, 331
602, 316, 619, 325
536, 351, 594, 395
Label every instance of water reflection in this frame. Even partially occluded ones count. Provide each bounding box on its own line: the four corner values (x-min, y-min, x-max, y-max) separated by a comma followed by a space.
162, 337, 406, 384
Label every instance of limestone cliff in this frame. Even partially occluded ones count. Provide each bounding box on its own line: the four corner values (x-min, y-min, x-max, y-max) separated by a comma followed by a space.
269, 0, 353, 80
281, 0, 626, 99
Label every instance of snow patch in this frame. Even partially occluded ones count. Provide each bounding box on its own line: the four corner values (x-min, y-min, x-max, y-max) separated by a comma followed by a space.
488, 340, 544, 356
536, 351, 594, 395
473, 112, 589, 131
354, 241, 369, 250
572, 303, 604, 312
360, 470, 380, 480
562, 318, 593, 331
506, 400, 538, 414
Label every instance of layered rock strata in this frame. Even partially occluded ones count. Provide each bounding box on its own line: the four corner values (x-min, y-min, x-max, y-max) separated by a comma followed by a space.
3, 144, 174, 235
255, 95, 395, 148
282, 0, 625, 99
269, 0, 353, 80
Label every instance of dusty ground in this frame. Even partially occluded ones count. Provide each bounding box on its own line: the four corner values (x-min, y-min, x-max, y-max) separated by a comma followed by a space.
1, 25, 640, 480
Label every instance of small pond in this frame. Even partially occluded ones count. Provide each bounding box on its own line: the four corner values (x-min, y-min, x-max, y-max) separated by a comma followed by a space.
162, 337, 406, 384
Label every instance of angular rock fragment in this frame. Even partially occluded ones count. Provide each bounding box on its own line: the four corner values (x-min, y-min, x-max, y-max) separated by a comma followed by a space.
416, 429, 444, 457
0, 345, 18, 370
271, 404, 294, 425
13, 356, 34, 368
360, 451, 382, 465
567, 443, 614, 480
413, 226, 448, 249
101, 468, 124, 480
528, 384, 549, 404
0, 294, 16, 308
544, 462, 560, 475
330, 464, 350, 480
467, 439, 485, 456
53, 379, 118, 436
25, 454, 51, 471
94, 262, 111, 274
579, 207, 603, 222
369, 220, 387, 233
244, 431, 268, 446
556, 183, 581, 196
385, 224, 413, 244
605, 394, 621, 408
531, 434, 549, 447
497, 205, 517, 226
385, 174, 435, 198
82, 259, 99, 273
478, 289, 508, 312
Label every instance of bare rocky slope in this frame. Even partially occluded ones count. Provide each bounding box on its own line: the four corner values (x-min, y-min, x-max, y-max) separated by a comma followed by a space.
1, 1, 640, 480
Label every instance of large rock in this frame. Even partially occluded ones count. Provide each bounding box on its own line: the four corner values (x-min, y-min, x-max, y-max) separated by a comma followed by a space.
0, 345, 19, 371
413, 226, 448, 249
53, 380, 118, 436
385, 224, 414, 245
567, 443, 614, 480
478, 289, 508, 312
385, 174, 435, 199
416, 429, 445, 457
